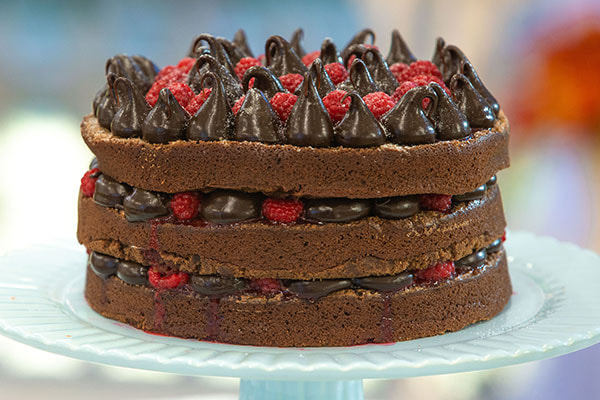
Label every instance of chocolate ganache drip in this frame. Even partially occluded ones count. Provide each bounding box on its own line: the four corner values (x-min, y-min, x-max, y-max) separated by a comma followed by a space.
374, 196, 420, 219
142, 89, 189, 144
191, 275, 248, 297
110, 77, 150, 138
242, 66, 286, 98
123, 188, 169, 222
354, 272, 414, 292
386, 29, 416, 65
201, 190, 261, 224
320, 38, 342, 64
93, 174, 131, 208
341, 28, 375, 61
233, 29, 254, 58
286, 279, 352, 301
428, 82, 470, 140
234, 88, 282, 143
450, 74, 495, 129
265, 35, 308, 76
335, 91, 386, 147
187, 72, 233, 141
338, 58, 379, 97
93, 73, 117, 129
381, 86, 438, 144
361, 48, 399, 95
188, 55, 243, 108
285, 73, 334, 147
304, 198, 371, 223
289, 28, 306, 58
307, 58, 336, 97
190, 34, 236, 78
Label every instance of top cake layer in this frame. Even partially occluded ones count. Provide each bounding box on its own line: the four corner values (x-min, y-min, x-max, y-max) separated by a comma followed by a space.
87, 28, 508, 197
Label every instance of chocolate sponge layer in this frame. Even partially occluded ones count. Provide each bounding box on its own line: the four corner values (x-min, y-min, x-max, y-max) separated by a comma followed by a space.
81, 112, 509, 198
84, 249, 511, 347
78, 185, 506, 279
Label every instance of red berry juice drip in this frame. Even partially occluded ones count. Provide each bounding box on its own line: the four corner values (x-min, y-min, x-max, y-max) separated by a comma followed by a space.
153, 291, 166, 331
148, 218, 167, 333
205, 298, 221, 341
381, 293, 393, 343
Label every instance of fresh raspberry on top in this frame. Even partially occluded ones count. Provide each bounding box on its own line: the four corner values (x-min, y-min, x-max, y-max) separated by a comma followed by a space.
391, 75, 451, 106
302, 50, 320, 67
389, 62, 408, 83
362, 92, 395, 119
148, 267, 189, 289
257, 53, 266, 65
269, 92, 298, 123
262, 198, 304, 223
232, 95, 245, 114
411, 75, 451, 95
176, 57, 196, 73
185, 88, 212, 116
155, 66, 187, 84
250, 278, 282, 295
419, 194, 453, 212
398, 60, 442, 82
324, 62, 349, 85
279, 73, 304, 93
392, 80, 417, 103
415, 261, 455, 282
80, 168, 100, 197
165, 82, 195, 109
155, 65, 178, 81
234, 57, 262, 81
322, 89, 351, 123
170, 192, 201, 221
145, 73, 189, 107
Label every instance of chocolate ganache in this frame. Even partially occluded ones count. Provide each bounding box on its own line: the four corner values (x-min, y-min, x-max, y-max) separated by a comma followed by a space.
187, 72, 233, 141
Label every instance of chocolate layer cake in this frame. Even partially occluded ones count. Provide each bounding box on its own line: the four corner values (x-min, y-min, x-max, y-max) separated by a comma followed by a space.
77, 28, 511, 347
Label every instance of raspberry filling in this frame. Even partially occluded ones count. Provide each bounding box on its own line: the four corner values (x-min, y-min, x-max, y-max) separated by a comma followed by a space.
88, 238, 503, 302
83, 167, 497, 225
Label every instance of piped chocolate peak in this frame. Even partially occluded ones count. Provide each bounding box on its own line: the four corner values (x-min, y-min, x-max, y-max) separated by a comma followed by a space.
450, 74, 495, 129
105, 54, 158, 93
94, 73, 117, 129
234, 88, 282, 143
339, 58, 379, 96
341, 28, 375, 60
265, 35, 308, 76
189, 55, 242, 107
361, 48, 399, 95
335, 91, 386, 147
190, 33, 236, 77
110, 77, 150, 138
386, 29, 416, 65
285, 73, 334, 147
233, 29, 254, 58
428, 82, 470, 140
187, 72, 233, 141
142, 89, 188, 144
242, 66, 285, 98
308, 58, 336, 97
382, 85, 437, 145
290, 28, 306, 58
320, 38, 342, 64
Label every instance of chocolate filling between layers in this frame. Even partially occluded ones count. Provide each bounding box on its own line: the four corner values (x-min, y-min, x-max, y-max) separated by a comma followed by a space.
84, 249, 511, 347
78, 185, 506, 279
81, 112, 509, 198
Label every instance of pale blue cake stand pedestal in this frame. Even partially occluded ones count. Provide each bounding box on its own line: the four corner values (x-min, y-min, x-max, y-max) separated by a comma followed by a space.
0, 232, 599, 400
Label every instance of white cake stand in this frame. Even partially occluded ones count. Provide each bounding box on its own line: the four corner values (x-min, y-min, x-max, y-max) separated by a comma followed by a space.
0, 232, 599, 400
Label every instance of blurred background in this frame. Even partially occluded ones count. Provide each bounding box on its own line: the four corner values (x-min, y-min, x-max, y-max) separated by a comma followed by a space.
1, 0, 600, 398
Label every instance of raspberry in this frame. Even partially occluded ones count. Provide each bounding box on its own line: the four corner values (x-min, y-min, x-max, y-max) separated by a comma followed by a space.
269, 92, 298, 123
389, 62, 408, 83
155, 65, 179, 81
419, 194, 453, 212
392, 81, 417, 103
250, 278, 282, 295
257, 53, 266, 65
411, 75, 451, 95
185, 88, 212, 116
165, 82, 194, 109
391, 75, 451, 108
279, 73, 304, 93
234, 57, 262, 81
145, 71, 188, 107
324, 63, 349, 85
148, 267, 189, 289
80, 168, 100, 197
176, 57, 196, 73
398, 60, 442, 83
232, 96, 245, 114
415, 261, 455, 282
502, 231, 506, 242
302, 50, 320, 67
262, 198, 303, 223
170, 192, 201, 221
322, 90, 351, 123
362, 92, 395, 119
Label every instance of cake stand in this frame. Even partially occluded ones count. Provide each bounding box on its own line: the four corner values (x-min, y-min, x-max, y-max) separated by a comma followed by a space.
0, 232, 599, 400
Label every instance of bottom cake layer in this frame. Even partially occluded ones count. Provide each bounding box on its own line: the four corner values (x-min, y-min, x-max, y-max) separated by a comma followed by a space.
85, 250, 511, 347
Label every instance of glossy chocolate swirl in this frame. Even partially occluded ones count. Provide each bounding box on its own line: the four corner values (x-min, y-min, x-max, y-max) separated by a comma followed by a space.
307, 58, 336, 97
201, 190, 261, 224
123, 188, 169, 222
265, 35, 308, 76
286, 279, 352, 301
142, 89, 189, 144
304, 198, 371, 223
361, 48, 399, 95
110, 77, 150, 138
450, 74, 495, 129
289, 28, 306, 58
461, 61, 500, 116
190, 34, 236, 78
189, 55, 243, 108
242, 66, 286, 98
105, 54, 157, 94
374, 196, 420, 219
428, 82, 470, 141
217, 37, 247, 65
187, 72, 233, 141
94, 74, 117, 129
233, 29, 254, 58
285, 73, 334, 147
93, 174, 131, 208
191, 275, 248, 297
382, 86, 438, 145
335, 91, 386, 147
338, 58, 379, 97
117, 260, 148, 285
386, 29, 416, 65
354, 272, 414, 292
234, 88, 282, 143
320, 38, 342, 64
